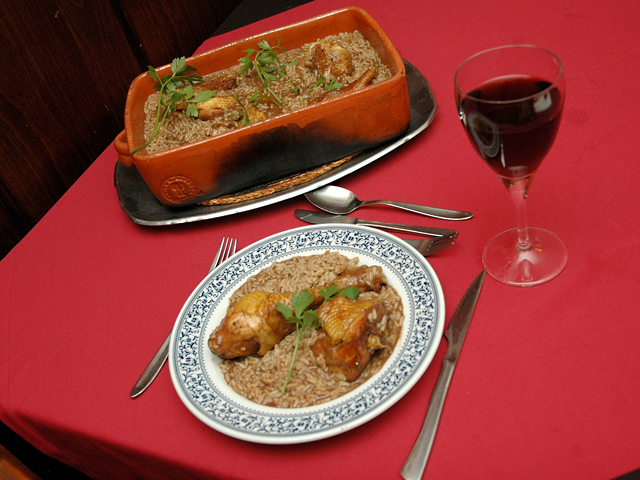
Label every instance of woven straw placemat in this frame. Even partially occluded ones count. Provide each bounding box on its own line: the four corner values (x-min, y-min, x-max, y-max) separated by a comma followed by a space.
198, 154, 356, 206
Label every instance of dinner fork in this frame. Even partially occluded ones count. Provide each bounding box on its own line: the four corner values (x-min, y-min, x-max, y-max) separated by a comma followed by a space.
404, 234, 456, 256
130, 237, 238, 398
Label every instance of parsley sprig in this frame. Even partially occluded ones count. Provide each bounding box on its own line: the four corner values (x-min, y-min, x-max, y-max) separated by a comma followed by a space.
319, 75, 344, 91
232, 37, 297, 125
131, 57, 216, 154
292, 74, 344, 96
276, 285, 359, 394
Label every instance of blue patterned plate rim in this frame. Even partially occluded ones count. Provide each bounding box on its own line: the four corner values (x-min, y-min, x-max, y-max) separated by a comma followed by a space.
168, 224, 444, 444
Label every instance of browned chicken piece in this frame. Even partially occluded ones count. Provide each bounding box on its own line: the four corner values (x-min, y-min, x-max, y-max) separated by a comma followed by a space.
208, 291, 295, 359
303, 41, 354, 77
311, 295, 389, 381
244, 104, 267, 124
184, 96, 238, 120
323, 69, 377, 100
208, 265, 387, 359
327, 265, 385, 293
193, 68, 238, 93
175, 96, 266, 123
175, 68, 240, 119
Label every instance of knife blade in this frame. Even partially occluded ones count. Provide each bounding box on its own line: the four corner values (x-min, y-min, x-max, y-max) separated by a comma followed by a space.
130, 335, 170, 398
401, 269, 487, 480
294, 209, 458, 238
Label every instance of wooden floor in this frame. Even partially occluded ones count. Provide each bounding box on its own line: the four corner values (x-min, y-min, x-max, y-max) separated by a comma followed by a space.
0, 443, 41, 480
0, 423, 91, 480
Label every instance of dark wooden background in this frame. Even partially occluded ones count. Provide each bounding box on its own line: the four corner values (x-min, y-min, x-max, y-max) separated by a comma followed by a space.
0, 0, 245, 260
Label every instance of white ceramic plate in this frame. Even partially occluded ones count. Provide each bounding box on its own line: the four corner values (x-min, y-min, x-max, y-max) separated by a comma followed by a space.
169, 225, 444, 444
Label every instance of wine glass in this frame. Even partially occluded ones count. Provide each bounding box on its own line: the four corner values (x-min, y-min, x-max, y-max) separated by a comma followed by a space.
454, 45, 567, 286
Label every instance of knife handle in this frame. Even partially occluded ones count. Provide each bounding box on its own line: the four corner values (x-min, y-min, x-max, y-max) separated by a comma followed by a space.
356, 219, 458, 238
362, 200, 474, 220
401, 358, 455, 480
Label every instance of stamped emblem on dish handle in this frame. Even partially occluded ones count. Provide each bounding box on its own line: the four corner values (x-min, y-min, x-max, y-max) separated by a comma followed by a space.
161, 175, 200, 204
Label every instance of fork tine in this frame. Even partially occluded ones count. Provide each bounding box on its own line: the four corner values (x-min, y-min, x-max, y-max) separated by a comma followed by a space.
431, 235, 455, 248
222, 238, 237, 263
208, 237, 237, 272
404, 235, 455, 256
424, 241, 454, 255
427, 235, 456, 253
209, 237, 228, 271
221, 238, 231, 263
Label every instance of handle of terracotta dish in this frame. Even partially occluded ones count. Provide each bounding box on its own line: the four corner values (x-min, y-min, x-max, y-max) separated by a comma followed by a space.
114, 129, 134, 167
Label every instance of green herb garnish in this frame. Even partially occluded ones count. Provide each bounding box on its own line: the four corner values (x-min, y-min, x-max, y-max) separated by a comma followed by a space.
131, 57, 216, 154
276, 285, 359, 394
292, 75, 345, 95
234, 37, 297, 125
317, 75, 344, 91
227, 95, 250, 125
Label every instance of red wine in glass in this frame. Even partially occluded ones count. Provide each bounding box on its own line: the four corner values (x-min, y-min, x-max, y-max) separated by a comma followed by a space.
455, 45, 568, 286
461, 75, 563, 182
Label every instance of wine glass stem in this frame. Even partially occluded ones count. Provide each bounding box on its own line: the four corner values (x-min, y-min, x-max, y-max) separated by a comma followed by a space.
507, 177, 533, 252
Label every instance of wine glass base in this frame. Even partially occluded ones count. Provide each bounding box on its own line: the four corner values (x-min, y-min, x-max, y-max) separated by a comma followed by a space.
482, 227, 568, 287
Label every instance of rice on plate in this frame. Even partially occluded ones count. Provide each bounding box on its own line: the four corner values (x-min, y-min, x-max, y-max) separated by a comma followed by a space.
169, 225, 444, 444
215, 251, 404, 408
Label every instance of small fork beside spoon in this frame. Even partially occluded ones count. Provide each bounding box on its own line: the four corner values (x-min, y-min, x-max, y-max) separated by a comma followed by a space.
404, 236, 457, 256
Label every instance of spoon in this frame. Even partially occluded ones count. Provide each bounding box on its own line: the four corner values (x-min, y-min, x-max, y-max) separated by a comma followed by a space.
305, 185, 474, 220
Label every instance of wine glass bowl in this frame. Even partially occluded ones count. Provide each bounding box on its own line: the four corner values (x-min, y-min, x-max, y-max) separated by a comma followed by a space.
454, 45, 567, 286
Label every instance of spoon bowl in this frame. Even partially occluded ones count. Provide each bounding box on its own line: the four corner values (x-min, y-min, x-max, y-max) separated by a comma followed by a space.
305, 185, 474, 220
306, 185, 362, 214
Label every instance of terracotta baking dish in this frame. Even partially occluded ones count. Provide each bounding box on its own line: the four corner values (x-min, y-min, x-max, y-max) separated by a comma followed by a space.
114, 6, 411, 207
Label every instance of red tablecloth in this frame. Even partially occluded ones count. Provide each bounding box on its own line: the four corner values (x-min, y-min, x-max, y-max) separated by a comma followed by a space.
2, 0, 640, 478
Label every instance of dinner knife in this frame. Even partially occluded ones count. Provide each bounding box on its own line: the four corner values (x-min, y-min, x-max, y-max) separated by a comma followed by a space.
294, 209, 458, 238
401, 269, 486, 480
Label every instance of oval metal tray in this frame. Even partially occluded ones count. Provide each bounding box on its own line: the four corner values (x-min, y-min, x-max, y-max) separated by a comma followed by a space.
113, 60, 436, 226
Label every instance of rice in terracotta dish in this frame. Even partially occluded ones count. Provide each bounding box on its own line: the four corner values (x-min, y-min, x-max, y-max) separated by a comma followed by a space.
143, 31, 392, 154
